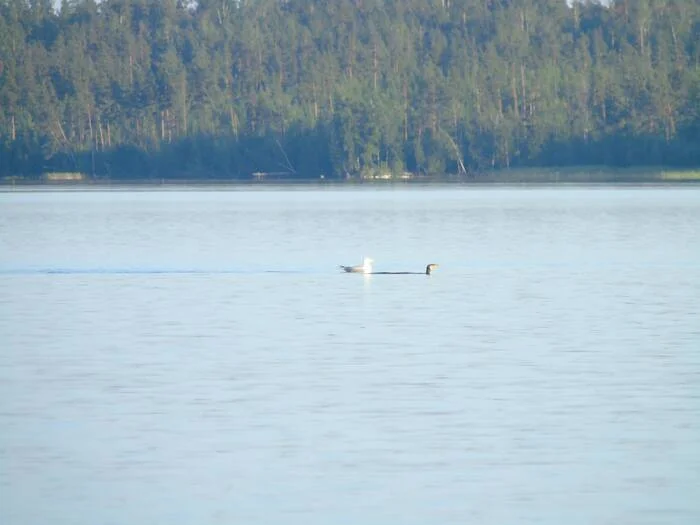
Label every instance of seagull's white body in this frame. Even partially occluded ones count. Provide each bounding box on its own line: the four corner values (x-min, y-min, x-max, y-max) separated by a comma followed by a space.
339, 257, 373, 273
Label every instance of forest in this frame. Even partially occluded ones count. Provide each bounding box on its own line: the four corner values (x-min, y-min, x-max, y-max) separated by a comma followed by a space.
1, 0, 699, 180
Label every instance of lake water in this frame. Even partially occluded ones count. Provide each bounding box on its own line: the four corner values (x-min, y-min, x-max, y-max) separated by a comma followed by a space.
1, 185, 699, 525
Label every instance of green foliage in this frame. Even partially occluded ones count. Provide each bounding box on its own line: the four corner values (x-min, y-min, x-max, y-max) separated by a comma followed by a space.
0, 0, 699, 179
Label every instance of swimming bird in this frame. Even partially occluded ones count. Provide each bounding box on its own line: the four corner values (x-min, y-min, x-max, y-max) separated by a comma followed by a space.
371, 263, 439, 275
339, 257, 374, 273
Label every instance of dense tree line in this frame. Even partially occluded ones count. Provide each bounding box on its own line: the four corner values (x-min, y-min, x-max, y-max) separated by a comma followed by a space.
1, 0, 699, 180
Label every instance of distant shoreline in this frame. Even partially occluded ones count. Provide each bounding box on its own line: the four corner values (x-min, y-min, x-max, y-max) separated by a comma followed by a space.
2, 167, 700, 188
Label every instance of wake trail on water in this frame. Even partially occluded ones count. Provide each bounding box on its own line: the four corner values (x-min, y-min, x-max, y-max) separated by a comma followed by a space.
0, 267, 314, 276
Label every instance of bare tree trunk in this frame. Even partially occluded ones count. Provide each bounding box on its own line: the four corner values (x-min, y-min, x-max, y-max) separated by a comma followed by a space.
98, 116, 105, 150
229, 105, 238, 136
440, 127, 466, 175
520, 64, 527, 116
373, 42, 378, 91
57, 120, 69, 144
87, 105, 94, 144
348, 33, 355, 78
182, 74, 188, 133
276, 139, 296, 174
87, 107, 95, 176
665, 103, 676, 141
278, 44, 284, 88
511, 64, 519, 117
430, 86, 437, 133
403, 79, 408, 141
54, 120, 76, 168
671, 25, 678, 51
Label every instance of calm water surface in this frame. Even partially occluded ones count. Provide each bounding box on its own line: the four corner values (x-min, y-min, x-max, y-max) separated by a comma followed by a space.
1, 186, 699, 525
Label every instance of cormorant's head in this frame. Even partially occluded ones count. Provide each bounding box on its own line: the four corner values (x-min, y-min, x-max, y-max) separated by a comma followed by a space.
426, 263, 439, 275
